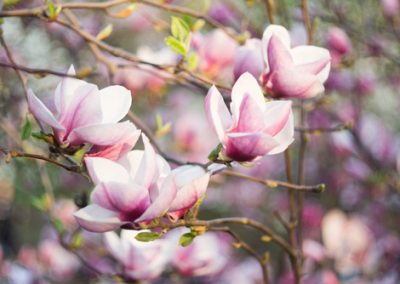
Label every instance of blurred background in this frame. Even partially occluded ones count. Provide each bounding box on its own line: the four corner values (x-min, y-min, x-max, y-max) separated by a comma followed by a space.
0, 0, 399, 283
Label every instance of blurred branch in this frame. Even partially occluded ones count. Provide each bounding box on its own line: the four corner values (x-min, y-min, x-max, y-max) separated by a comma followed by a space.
0, 61, 80, 78
0, 147, 81, 172
295, 123, 352, 134
210, 226, 270, 284
222, 170, 325, 193
264, 0, 275, 24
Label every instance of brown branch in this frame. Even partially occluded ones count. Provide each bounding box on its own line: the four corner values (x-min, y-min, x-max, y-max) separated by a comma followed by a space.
264, 0, 275, 24
0, 147, 81, 172
0, 61, 81, 78
209, 227, 270, 284
295, 123, 352, 134
222, 170, 325, 193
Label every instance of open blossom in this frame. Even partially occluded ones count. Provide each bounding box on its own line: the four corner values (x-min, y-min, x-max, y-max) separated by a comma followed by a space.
261, 25, 331, 99
27, 65, 140, 160
205, 72, 294, 162
104, 230, 172, 280
74, 135, 210, 232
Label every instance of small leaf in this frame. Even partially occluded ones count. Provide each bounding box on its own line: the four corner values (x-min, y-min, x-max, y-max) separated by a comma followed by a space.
135, 232, 161, 242
192, 19, 205, 32
208, 143, 222, 161
187, 52, 199, 71
21, 117, 32, 140
46, 0, 60, 20
96, 24, 113, 41
179, 232, 196, 247
53, 218, 65, 234
171, 16, 190, 42
165, 36, 187, 56
32, 132, 55, 144
261, 235, 272, 242
71, 233, 84, 249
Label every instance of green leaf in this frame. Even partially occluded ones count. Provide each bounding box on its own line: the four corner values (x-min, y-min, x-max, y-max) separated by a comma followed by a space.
179, 232, 196, 247
71, 233, 84, 249
165, 36, 187, 56
208, 143, 223, 161
20, 117, 32, 140
53, 218, 65, 234
135, 232, 161, 242
171, 16, 190, 42
187, 52, 199, 71
46, 0, 59, 20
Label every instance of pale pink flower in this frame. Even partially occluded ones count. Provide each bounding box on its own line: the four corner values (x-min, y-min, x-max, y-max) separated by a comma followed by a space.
233, 38, 264, 81
38, 239, 80, 280
322, 209, 373, 275
193, 30, 238, 80
104, 230, 172, 280
261, 25, 331, 99
171, 230, 230, 277
74, 135, 210, 232
205, 73, 294, 162
381, 0, 400, 17
27, 65, 140, 161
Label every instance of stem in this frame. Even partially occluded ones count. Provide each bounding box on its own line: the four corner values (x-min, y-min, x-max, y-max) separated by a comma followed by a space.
264, 0, 275, 24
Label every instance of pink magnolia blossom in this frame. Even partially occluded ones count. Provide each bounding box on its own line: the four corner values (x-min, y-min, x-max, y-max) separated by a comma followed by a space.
193, 30, 238, 80
205, 73, 294, 162
74, 135, 210, 232
261, 25, 331, 99
381, 0, 400, 17
104, 230, 172, 280
326, 27, 352, 67
233, 38, 264, 81
27, 65, 140, 161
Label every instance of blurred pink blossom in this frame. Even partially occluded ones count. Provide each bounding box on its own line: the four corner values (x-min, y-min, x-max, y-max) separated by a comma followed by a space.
171, 230, 230, 277
233, 38, 264, 81
205, 73, 294, 162
261, 25, 331, 99
104, 230, 172, 280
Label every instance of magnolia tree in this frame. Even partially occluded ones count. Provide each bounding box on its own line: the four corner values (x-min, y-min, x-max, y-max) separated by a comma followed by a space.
0, 0, 399, 283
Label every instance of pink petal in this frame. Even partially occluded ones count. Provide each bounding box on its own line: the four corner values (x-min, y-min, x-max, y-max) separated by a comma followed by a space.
204, 86, 232, 142
224, 132, 278, 161
267, 110, 294, 155
68, 121, 138, 146
136, 175, 177, 223
263, 100, 292, 136
169, 166, 210, 213
269, 67, 325, 98
230, 73, 265, 123
85, 156, 130, 185
234, 94, 266, 133
133, 135, 157, 188
73, 204, 125, 233
104, 231, 127, 263
262, 25, 291, 70
91, 182, 149, 218
291, 45, 331, 83
99, 85, 132, 123
58, 83, 102, 136
266, 35, 294, 71
54, 65, 87, 114
27, 89, 65, 130
85, 127, 141, 161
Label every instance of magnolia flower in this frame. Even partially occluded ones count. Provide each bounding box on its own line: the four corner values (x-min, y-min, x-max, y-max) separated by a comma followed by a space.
74, 135, 210, 232
27, 65, 140, 160
171, 230, 230, 277
205, 73, 294, 162
233, 38, 264, 81
193, 29, 238, 80
261, 25, 331, 99
104, 230, 172, 280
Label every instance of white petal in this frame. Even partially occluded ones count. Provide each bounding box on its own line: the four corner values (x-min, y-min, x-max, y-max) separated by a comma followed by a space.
204, 86, 232, 142
73, 204, 125, 233
84, 157, 130, 185
291, 46, 331, 83
99, 85, 132, 123
231, 73, 265, 123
